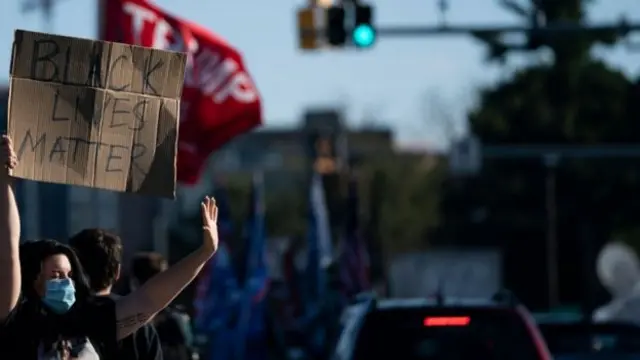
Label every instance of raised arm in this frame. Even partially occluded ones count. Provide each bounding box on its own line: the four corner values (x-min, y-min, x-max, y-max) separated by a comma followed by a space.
0, 136, 21, 321
114, 197, 219, 340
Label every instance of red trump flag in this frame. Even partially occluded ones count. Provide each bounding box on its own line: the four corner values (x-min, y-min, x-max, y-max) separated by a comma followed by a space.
103, 0, 263, 184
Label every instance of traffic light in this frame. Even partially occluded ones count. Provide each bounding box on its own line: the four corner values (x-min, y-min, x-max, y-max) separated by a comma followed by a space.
326, 6, 347, 46
298, 3, 376, 51
353, 4, 375, 48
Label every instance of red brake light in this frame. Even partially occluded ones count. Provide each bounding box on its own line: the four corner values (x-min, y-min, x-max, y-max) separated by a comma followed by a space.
423, 316, 471, 326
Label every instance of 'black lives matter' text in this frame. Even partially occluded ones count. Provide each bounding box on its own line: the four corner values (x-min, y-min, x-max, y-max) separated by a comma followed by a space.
28, 37, 165, 95
16, 130, 148, 174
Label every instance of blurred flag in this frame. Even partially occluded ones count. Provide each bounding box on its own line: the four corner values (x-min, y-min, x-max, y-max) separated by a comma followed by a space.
339, 179, 371, 298
193, 187, 239, 334
243, 173, 270, 302
302, 173, 334, 356
306, 173, 333, 302
104, 0, 262, 184
282, 242, 303, 324
235, 173, 270, 360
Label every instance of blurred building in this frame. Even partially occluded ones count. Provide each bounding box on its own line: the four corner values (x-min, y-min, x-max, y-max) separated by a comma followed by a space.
209, 108, 395, 183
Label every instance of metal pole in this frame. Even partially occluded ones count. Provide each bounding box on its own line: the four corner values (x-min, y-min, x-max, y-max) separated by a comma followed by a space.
581, 220, 596, 321
97, 0, 107, 40
544, 154, 559, 308
308, 21, 640, 38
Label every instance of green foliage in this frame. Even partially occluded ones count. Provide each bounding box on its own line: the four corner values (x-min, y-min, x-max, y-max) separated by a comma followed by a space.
470, 61, 633, 143
362, 155, 445, 256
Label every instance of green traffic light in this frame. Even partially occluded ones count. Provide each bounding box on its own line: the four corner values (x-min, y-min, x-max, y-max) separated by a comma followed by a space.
353, 24, 375, 47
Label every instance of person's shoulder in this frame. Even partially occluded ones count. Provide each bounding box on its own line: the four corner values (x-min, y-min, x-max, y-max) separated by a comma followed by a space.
89, 294, 118, 305
70, 296, 117, 345
1, 299, 38, 328
0, 300, 40, 355
67, 295, 112, 320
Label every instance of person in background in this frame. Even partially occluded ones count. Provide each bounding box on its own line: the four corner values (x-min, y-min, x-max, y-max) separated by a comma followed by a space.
0, 134, 221, 359
131, 252, 198, 360
69, 228, 163, 360
593, 241, 640, 323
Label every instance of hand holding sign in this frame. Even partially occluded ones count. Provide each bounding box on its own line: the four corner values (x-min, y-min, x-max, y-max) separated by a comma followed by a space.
1, 136, 18, 180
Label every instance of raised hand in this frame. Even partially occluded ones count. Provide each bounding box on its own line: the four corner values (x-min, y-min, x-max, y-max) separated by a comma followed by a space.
200, 196, 219, 254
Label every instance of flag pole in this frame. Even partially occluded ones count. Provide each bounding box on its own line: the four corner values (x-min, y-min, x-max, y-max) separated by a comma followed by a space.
97, 0, 107, 40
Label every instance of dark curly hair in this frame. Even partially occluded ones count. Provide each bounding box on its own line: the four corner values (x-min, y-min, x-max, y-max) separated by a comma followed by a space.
69, 229, 123, 292
19, 239, 92, 302
131, 252, 167, 286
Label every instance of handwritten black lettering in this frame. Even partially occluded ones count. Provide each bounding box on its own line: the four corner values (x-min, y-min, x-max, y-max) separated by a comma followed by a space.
50, 92, 92, 124
17, 131, 152, 176
84, 42, 104, 87
108, 95, 131, 128
61, 42, 104, 87
61, 46, 72, 85
108, 54, 132, 91
131, 100, 148, 131
31, 39, 60, 82
17, 130, 47, 161
50, 90, 68, 122
67, 137, 83, 162
30, 37, 107, 86
142, 53, 164, 96
130, 143, 148, 177
66, 137, 104, 164
105, 145, 128, 172
49, 136, 66, 162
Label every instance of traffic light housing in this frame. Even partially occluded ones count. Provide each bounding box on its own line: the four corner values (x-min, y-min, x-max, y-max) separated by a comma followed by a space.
326, 6, 347, 46
353, 4, 375, 48
297, 7, 319, 50
299, 3, 375, 51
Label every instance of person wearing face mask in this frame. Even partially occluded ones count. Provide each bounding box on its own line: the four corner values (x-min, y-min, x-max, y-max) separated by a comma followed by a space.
17, 239, 103, 359
0, 134, 221, 360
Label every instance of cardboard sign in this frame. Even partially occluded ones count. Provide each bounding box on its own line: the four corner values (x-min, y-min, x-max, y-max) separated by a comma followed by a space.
7, 30, 186, 199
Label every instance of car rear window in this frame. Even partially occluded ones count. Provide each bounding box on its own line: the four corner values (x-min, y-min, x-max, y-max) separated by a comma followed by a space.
353, 307, 541, 360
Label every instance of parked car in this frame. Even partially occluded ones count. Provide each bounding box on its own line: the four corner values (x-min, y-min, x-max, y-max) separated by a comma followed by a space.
332, 291, 552, 360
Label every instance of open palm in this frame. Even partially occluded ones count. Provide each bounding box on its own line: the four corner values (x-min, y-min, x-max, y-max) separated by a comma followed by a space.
201, 196, 219, 254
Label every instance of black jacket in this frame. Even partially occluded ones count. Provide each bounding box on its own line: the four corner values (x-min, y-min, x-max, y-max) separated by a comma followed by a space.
107, 294, 163, 360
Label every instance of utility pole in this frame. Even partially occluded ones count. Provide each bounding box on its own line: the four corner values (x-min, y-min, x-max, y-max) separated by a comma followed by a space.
543, 153, 559, 308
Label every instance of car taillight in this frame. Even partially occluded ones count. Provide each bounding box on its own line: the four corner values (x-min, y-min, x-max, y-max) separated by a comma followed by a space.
423, 316, 471, 326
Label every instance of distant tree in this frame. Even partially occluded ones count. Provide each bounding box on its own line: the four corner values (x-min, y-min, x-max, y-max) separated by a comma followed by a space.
361, 154, 445, 257
436, 0, 640, 309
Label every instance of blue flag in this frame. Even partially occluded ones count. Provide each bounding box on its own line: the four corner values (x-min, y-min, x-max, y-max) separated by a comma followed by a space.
234, 173, 269, 360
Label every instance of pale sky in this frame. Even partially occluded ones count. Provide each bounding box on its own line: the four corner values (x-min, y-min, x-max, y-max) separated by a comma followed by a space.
1, 0, 639, 150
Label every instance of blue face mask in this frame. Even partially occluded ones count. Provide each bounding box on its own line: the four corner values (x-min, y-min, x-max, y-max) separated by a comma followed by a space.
42, 278, 76, 314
